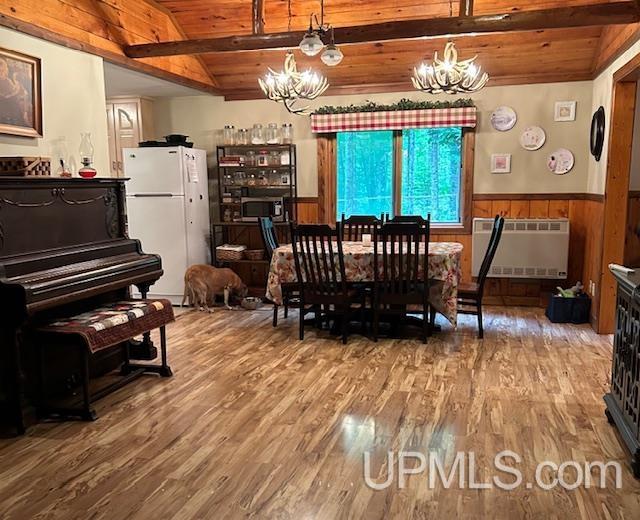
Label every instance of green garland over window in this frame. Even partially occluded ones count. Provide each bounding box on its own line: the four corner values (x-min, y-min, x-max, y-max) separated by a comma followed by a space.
312, 98, 474, 115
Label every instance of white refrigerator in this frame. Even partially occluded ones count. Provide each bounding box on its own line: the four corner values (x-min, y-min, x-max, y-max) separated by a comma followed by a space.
123, 146, 211, 304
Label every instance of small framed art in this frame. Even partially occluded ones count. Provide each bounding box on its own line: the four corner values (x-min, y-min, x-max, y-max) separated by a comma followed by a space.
491, 154, 511, 174
554, 101, 576, 122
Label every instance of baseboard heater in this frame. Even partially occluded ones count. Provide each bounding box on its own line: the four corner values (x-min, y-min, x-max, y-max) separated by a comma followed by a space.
472, 218, 569, 279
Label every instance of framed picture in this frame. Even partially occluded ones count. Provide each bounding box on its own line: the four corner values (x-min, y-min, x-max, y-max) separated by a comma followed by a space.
491, 154, 511, 174
0, 47, 42, 137
554, 101, 576, 122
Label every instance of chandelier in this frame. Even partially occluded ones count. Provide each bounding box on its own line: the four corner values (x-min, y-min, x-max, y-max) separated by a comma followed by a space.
258, 52, 329, 115
299, 0, 343, 66
412, 41, 488, 94
412, 0, 488, 94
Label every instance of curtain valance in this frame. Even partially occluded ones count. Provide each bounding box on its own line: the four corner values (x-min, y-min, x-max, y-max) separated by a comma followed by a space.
310, 107, 477, 133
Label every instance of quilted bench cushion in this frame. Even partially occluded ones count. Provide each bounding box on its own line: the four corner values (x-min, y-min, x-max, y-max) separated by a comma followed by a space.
38, 299, 174, 353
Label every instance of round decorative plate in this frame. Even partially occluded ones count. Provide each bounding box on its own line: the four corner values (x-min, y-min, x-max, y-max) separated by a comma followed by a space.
490, 106, 517, 131
547, 148, 574, 175
520, 126, 546, 151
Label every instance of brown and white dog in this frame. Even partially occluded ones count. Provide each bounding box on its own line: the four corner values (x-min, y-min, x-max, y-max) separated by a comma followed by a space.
181, 265, 247, 312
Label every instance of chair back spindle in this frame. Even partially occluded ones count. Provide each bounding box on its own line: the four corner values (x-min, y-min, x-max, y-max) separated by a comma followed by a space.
476, 215, 505, 295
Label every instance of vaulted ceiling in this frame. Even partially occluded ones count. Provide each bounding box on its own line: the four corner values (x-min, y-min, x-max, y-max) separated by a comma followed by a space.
147, 0, 639, 99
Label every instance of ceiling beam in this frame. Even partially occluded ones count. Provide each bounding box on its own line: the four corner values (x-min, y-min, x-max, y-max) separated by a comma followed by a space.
124, 2, 639, 58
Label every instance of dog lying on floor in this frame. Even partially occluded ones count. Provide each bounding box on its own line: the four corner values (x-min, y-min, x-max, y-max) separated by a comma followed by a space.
181, 265, 248, 312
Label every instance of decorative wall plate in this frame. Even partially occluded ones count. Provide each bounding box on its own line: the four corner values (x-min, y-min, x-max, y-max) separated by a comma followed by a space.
590, 106, 605, 162
490, 106, 517, 131
547, 148, 574, 175
520, 126, 546, 150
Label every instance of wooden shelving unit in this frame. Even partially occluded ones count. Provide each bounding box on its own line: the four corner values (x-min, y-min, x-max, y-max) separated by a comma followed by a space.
211, 144, 297, 296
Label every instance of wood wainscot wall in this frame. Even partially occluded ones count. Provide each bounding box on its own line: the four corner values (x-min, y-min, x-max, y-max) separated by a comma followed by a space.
296, 193, 606, 327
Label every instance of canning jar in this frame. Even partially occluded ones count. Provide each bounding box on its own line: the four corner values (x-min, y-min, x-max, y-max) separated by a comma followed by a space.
251, 124, 265, 145
281, 123, 293, 143
237, 128, 249, 145
266, 123, 280, 144
223, 125, 235, 145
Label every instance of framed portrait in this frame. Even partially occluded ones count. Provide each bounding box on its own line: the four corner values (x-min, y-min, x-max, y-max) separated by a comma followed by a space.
0, 47, 42, 137
491, 154, 511, 174
554, 101, 576, 122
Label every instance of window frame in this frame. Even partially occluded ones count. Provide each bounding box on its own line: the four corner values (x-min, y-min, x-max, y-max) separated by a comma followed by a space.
317, 128, 475, 234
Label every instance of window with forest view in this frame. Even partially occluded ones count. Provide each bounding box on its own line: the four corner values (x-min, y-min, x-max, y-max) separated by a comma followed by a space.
336, 131, 394, 219
336, 127, 464, 224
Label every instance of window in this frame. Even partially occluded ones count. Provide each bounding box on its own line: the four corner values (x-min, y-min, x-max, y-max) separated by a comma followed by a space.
334, 127, 470, 229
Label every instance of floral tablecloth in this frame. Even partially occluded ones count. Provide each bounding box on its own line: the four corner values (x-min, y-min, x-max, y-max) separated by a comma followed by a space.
266, 241, 463, 325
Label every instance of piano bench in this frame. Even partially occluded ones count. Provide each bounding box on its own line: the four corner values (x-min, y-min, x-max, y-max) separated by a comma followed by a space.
35, 299, 175, 422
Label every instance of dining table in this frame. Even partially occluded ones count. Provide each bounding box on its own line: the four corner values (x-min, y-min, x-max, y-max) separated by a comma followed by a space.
265, 241, 464, 326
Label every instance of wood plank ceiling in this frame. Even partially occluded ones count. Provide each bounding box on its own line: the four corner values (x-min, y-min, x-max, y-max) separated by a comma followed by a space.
153, 0, 631, 98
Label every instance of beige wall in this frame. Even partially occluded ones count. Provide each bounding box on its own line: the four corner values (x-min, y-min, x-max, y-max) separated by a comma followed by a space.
0, 27, 109, 176
589, 38, 640, 195
154, 81, 593, 197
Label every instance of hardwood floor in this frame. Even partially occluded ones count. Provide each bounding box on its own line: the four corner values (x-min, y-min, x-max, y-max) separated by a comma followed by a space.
1, 307, 639, 519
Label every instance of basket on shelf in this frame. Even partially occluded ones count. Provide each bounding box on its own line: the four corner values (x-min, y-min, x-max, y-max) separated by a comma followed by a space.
244, 249, 264, 261
0, 156, 51, 177
216, 244, 246, 262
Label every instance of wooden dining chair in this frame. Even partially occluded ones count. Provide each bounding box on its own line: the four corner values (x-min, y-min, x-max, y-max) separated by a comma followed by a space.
290, 223, 364, 344
259, 216, 299, 327
372, 222, 431, 343
340, 214, 381, 241
456, 215, 505, 339
386, 214, 431, 225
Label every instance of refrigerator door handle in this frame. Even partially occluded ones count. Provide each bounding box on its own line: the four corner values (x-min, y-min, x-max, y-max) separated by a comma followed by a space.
132, 193, 174, 197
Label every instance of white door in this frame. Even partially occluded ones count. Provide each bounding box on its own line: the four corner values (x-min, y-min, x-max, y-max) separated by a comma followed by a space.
123, 147, 184, 195
127, 195, 188, 303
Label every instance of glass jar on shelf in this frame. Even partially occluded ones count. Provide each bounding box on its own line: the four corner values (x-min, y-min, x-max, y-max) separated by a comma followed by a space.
282, 123, 293, 144
269, 150, 280, 166
258, 171, 269, 186
269, 169, 280, 185
246, 150, 256, 166
247, 173, 257, 186
223, 125, 236, 145
266, 123, 280, 144
235, 171, 246, 185
237, 128, 249, 145
280, 148, 290, 166
223, 173, 233, 186
251, 124, 265, 145
223, 208, 232, 222
257, 150, 269, 167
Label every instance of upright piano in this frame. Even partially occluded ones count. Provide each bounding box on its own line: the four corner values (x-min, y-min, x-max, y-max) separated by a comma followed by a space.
0, 177, 163, 434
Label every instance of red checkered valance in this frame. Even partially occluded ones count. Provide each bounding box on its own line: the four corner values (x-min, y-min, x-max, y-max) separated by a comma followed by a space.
310, 107, 477, 133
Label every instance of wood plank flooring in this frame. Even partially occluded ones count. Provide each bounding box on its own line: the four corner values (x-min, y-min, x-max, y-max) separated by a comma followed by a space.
1, 307, 639, 519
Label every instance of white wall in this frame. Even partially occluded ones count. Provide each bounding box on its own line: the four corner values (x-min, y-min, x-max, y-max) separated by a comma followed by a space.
154, 81, 593, 197
0, 27, 109, 176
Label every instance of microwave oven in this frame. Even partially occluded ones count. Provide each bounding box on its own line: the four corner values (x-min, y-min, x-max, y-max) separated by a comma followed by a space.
241, 197, 286, 222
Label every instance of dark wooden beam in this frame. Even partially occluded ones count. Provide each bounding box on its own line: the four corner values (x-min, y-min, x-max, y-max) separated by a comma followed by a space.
252, 0, 265, 35
124, 2, 639, 58
459, 0, 474, 17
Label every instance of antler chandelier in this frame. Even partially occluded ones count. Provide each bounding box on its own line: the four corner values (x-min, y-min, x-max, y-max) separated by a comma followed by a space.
412, 0, 488, 94
412, 41, 489, 94
258, 52, 329, 115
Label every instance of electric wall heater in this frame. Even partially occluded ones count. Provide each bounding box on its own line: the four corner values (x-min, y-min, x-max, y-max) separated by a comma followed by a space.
471, 218, 569, 279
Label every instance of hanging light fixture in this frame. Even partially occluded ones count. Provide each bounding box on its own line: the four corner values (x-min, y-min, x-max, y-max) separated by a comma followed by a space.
411, 0, 488, 94
298, 0, 343, 65
320, 27, 343, 67
299, 16, 324, 57
258, 52, 329, 115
